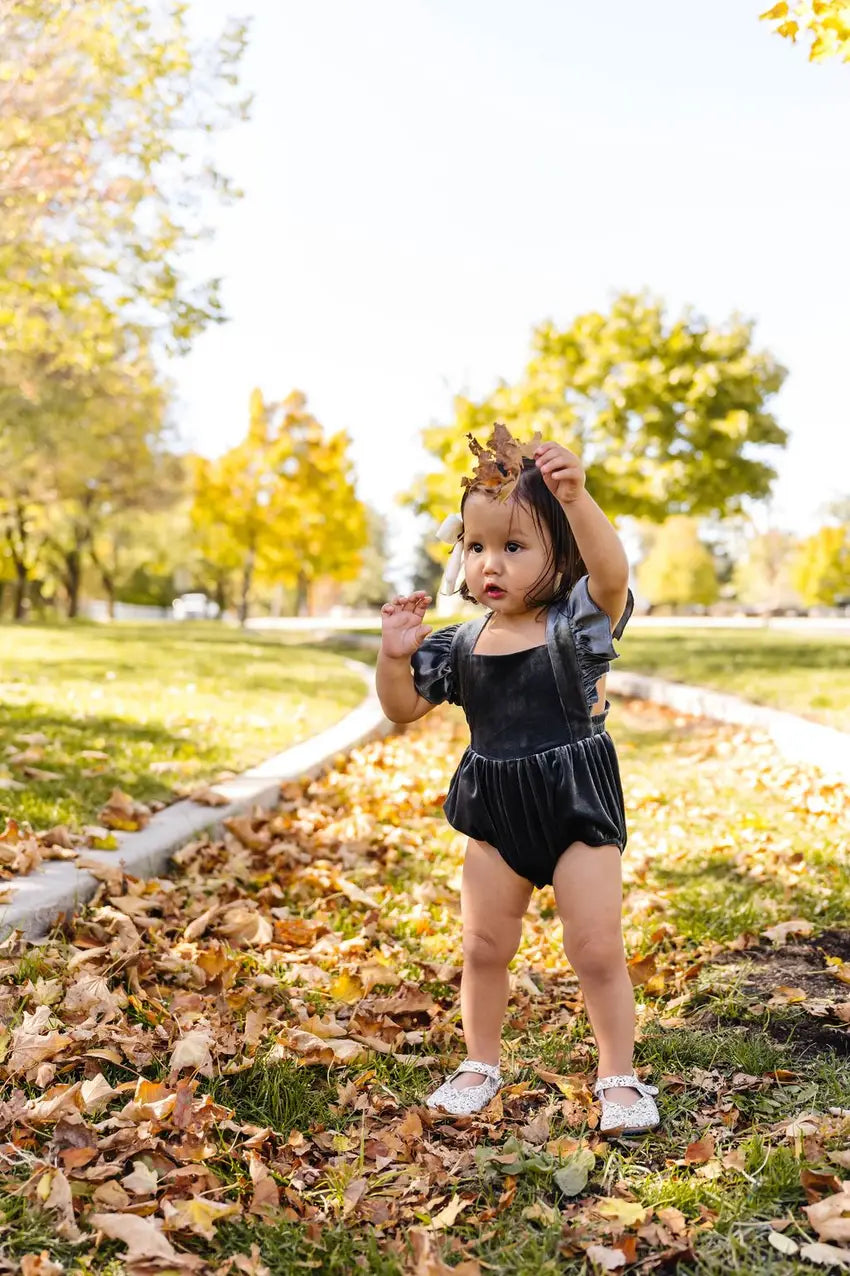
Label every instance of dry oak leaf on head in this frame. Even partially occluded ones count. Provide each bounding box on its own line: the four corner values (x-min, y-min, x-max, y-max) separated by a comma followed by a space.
462, 422, 542, 502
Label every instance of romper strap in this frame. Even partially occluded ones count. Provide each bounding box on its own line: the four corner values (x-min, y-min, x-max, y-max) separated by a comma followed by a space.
546, 602, 593, 742
450, 614, 489, 707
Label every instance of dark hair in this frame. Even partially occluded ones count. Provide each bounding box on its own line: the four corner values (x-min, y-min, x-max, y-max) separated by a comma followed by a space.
454, 457, 587, 610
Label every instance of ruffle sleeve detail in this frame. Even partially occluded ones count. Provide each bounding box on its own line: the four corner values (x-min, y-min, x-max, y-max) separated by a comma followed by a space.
410, 624, 461, 705
564, 575, 634, 713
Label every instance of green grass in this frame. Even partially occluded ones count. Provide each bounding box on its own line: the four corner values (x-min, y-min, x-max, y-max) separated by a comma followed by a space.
0, 621, 370, 832
620, 627, 850, 732
330, 615, 850, 732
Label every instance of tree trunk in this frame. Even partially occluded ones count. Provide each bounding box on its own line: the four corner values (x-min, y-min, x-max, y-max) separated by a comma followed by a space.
5, 506, 30, 621
64, 548, 81, 619
294, 571, 310, 618
89, 543, 116, 620
238, 551, 254, 627
12, 560, 27, 620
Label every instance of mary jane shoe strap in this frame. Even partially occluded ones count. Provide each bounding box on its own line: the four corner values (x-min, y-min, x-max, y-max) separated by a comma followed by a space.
449, 1058, 501, 1083
594, 1073, 658, 1097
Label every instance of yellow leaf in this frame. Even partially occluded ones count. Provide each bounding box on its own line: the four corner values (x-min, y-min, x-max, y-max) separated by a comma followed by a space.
593, 1197, 648, 1226
330, 971, 364, 1003
430, 1193, 471, 1229
162, 1196, 242, 1240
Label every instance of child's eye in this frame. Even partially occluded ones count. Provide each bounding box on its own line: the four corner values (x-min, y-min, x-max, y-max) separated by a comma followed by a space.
506, 542, 522, 552
466, 542, 483, 553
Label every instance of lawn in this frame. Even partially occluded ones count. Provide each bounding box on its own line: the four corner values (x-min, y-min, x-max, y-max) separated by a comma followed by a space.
618, 626, 850, 733
0, 621, 370, 833
1, 695, 849, 1273
302, 614, 850, 732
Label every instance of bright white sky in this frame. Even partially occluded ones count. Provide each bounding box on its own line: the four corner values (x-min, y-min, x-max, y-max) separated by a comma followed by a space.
175, 0, 849, 588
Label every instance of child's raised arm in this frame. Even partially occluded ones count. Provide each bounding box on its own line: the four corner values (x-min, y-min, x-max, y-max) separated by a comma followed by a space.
376, 592, 437, 724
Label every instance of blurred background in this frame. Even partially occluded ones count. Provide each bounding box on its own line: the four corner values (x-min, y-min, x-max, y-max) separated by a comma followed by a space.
1, 0, 848, 625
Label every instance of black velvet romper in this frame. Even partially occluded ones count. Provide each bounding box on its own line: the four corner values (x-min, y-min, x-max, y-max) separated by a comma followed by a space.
410, 575, 634, 889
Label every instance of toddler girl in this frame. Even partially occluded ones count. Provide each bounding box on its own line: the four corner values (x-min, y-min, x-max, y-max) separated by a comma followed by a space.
376, 426, 659, 1134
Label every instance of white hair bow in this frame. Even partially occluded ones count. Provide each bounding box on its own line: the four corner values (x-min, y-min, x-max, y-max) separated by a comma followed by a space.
436, 512, 464, 594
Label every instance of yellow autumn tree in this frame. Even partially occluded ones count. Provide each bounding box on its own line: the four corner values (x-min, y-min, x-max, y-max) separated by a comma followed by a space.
637, 517, 720, 609
790, 525, 850, 605
760, 1, 850, 62
190, 389, 367, 623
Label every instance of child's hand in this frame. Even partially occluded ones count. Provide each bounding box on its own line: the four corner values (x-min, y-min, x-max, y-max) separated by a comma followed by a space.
380, 593, 433, 659
534, 441, 586, 504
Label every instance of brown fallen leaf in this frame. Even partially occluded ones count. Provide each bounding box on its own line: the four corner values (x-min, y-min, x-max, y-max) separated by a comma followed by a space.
762, 918, 814, 943
88, 1213, 183, 1263
22, 766, 64, 782
279, 1028, 366, 1066
768, 985, 808, 1005
20, 1253, 64, 1276
805, 1186, 850, 1242
247, 1150, 280, 1217
188, 785, 231, 806
585, 1244, 628, 1271
7, 1005, 71, 1078
684, 1134, 715, 1164
98, 787, 152, 832
122, 1160, 159, 1196
627, 951, 657, 985
170, 1027, 214, 1077
799, 1241, 850, 1269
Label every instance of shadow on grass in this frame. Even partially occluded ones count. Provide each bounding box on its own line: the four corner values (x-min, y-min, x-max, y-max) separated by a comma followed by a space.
0, 706, 221, 829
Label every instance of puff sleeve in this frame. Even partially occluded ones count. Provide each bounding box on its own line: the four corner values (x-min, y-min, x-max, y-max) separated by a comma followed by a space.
410, 624, 461, 706
564, 575, 634, 713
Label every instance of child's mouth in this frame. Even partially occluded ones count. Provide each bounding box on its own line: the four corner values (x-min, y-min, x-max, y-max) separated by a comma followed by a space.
484, 585, 506, 599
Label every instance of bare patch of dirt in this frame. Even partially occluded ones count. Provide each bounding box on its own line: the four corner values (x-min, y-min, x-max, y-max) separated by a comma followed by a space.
694, 929, 850, 1056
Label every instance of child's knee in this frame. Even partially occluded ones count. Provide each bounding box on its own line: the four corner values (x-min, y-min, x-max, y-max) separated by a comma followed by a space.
463, 923, 520, 969
563, 928, 624, 980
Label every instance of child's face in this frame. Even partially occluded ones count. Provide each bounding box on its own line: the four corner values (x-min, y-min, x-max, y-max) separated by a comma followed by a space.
462, 491, 554, 615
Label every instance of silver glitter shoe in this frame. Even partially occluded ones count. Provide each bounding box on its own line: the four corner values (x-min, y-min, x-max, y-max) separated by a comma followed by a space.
425, 1059, 503, 1115
593, 1073, 660, 1134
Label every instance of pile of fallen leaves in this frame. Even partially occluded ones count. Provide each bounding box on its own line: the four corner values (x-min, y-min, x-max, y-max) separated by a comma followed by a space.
1, 703, 850, 1274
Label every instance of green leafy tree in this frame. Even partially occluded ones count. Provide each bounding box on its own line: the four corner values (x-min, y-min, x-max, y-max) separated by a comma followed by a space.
89, 462, 193, 617
0, 0, 249, 355
637, 516, 720, 608
760, 1, 850, 62
0, 0, 248, 618
406, 292, 788, 528
791, 525, 850, 605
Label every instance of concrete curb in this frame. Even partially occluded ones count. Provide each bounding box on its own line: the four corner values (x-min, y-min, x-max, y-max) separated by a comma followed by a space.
0, 660, 392, 942
608, 669, 850, 786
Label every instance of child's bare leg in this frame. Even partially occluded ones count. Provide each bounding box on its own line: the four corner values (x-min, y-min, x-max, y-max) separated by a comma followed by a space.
552, 842, 640, 1106
452, 837, 533, 1089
